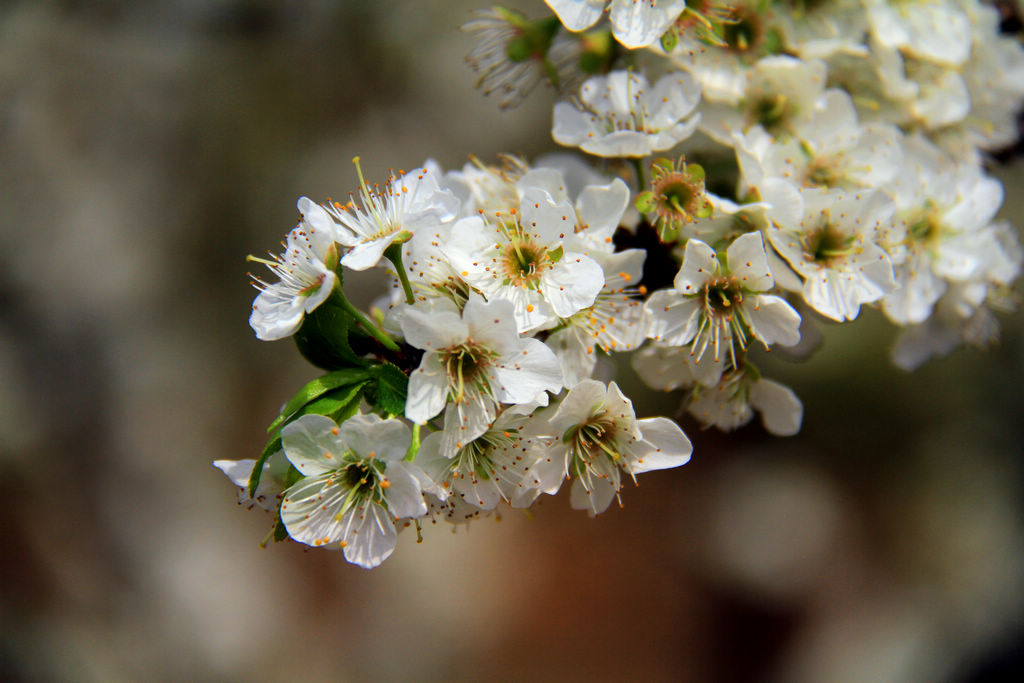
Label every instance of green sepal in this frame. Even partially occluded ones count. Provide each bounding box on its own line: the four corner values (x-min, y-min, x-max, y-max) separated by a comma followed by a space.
506, 35, 533, 62
635, 191, 658, 214
366, 362, 409, 417
247, 434, 282, 497
267, 368, 371, 434
745, 361, 762, 382
547, 245, 564, 264
650, 157, 674, 175
272, 517, 289, 543
578, 29, 615, 74
689, 163, 706, 182
660, 28, 678, 53
293, 298, 369, 370
658, 223, 681, 244
763, 28, 784, 56
696, 200, 714, 219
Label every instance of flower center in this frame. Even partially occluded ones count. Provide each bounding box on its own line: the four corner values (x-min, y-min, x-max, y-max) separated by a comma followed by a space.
701, 276, 744, 316
750, 93, 792, 134
450, 428, 520, 483
722, 8, 762, 53
802, 222, 855, 266
342, 460, 378, 494
442, 342, 499, 404
907, 206, 946, 247
500, 223, 551, 288
564, 412, 621, 468
334, 455, 390, 516
806, 159, 840, 188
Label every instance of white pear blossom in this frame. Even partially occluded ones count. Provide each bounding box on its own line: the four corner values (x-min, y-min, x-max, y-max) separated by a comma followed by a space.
956, 4, 1024, 152
882, 136, 1007, 325
540, 379, 692, 516
767, 187, 898, 322
324, 163, 459, 271
688, 368, 803, 436
864, 0, 971, 67
544, 0, 686, 49
645, 232, 802, 365
699, 56, 828, 145
249, 197, 340, 341
632, 342, 726, 391
400, 296, 564, 457
443, 189, 606, 333
213, 452, 289, 513
546, 248, 648, 386
553, 70, 701, 157
463, 8, 581, 109
278, 414, 427, 569
733, 91, 904, 192
416, 408, 548, 511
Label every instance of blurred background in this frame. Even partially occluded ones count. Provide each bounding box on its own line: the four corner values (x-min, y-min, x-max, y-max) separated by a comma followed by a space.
1, 1, 1023, 681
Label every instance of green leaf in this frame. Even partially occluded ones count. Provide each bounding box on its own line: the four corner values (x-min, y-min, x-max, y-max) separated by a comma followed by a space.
297, 381, 367, 422
293, 300, 369, 370
368, 362, 409, 416
267, 368, 371, 434
247, 434, 282, 498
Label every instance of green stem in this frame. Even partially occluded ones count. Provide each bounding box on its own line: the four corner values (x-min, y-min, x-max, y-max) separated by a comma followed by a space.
331, 287, 400, 353
405, 423, 421, 462
384, 242, 416, 305
632, 157, 647, 191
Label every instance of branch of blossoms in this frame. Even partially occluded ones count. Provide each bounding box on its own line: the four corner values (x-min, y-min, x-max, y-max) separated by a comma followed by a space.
220, 0, 1024, 568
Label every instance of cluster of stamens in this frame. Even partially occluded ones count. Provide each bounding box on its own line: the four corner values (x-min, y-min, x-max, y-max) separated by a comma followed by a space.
692, 275, 750, 365
801, 221, 856, 266
638, 156, 713, 241
442, 342, 499, 405
497, 218, 552, 288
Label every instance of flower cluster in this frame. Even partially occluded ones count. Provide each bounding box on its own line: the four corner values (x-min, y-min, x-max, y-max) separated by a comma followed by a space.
220, 1, 1024, 568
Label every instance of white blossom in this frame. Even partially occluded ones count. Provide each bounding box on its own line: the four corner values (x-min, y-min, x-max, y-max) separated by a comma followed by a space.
767, 188, 898, 322
248, 198, 340, 341
278, 414, 427, 569
553, 70, 701, 157
442, 189, 605, 333
540, 379, 692, 515
545, 0, 686, 49
400, 296, 564, 457
646, 232, 802, 364
688, 369, 803, 436
324, 163, 459, 271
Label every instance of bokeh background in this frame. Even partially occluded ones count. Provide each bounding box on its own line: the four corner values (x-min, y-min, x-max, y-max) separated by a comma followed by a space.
2, 1, 1023, 681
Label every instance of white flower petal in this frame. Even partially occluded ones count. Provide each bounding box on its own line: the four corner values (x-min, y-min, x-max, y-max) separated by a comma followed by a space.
281, 414, 348, 476
747, 294, 802, 347
727, 232, 774, 292
674, 239, 718, 293
629, 417, 693, 474
493, 338, 564, 405
645, 289, 702, 345
406, 353, 449, 423
382, 463, 427, 519
339, 414, 410, 463
280, 472, 348, 547
339, 501, 398, 569
749, 379, 803, 436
